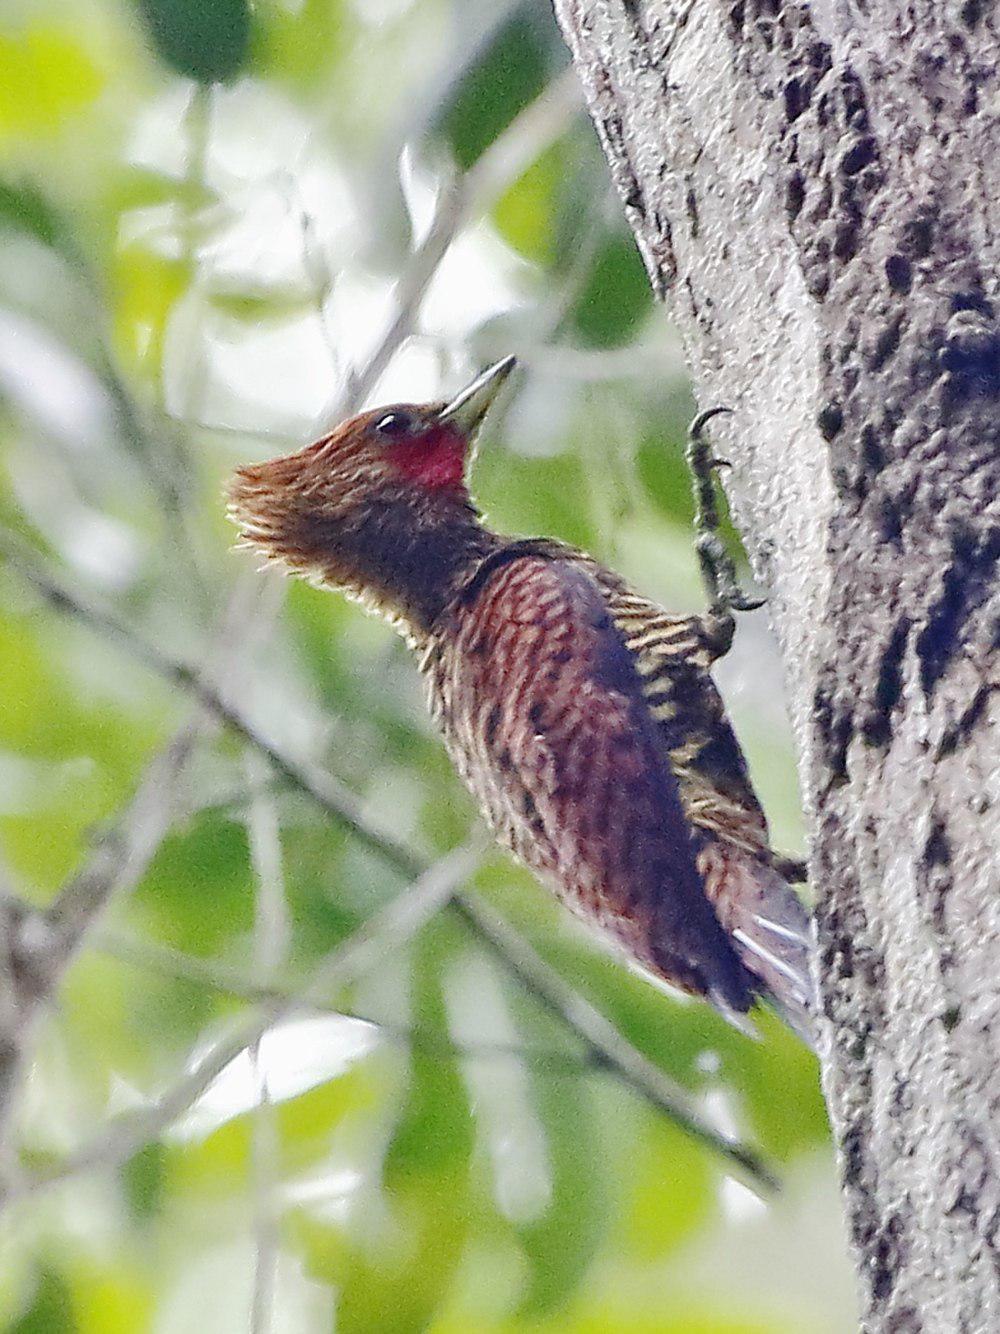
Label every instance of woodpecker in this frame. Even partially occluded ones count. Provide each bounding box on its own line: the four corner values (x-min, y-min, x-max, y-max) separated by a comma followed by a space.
228, 358, 815, 1043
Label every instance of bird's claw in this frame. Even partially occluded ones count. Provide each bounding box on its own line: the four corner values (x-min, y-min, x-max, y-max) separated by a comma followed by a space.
685, 409, 764, 644
730, 592, 766, 613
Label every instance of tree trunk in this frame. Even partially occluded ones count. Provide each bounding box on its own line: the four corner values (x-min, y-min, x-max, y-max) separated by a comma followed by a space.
551, 1, 1000, 1328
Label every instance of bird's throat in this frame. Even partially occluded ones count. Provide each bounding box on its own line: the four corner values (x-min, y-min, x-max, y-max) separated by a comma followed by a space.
330, 493, 502, 637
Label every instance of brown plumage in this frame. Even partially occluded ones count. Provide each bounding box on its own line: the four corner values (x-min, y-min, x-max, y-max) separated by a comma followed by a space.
228, 358, 815, 1043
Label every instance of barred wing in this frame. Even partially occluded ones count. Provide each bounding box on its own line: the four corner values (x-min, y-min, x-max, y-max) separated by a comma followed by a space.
433, 554, 757, 1017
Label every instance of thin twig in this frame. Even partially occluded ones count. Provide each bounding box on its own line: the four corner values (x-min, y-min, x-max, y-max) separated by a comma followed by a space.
244, 752, 288, 1334
46, 723, 206, 966
93, 925, 613, 1074
40, 572, 273, 967
451, 897, 777, 1191
331, 173, 466, 423
0, 535, 778, 1191
325, 67, 582, 425
8, 841, 484, 1206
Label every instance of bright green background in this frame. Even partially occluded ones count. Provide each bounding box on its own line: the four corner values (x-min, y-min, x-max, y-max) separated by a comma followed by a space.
0, 1, 854, 1329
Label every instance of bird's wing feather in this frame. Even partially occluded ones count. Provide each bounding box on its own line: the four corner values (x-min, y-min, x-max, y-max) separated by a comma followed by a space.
599, 580, 816, 1040
599, 585, 772, 855
441, 554, 756, 1015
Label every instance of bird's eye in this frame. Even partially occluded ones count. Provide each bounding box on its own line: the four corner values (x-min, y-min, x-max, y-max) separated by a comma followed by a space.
375, 411, 414, 437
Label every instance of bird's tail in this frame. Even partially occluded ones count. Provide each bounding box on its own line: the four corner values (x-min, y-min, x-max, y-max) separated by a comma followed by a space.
704, 849, 818, 1049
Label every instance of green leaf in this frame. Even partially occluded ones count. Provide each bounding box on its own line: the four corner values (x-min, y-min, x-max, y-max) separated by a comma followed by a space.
332, 928, 474, 1332
133, 812, 253, 957
253, 0, 347, 90
474, 450, 603, 554
112, 246, 194, 379
436, 10, 560, 170
570, 232, 653, 348
724, 1009, 829, 1160
136, 0, 252, 84
618, 1117, 713, 1261
206, 288, 321, 326
0, 179, 75, 257
492, 124, 602, 272
508, 995, 606, 1317
0, 603, 164, 890
493, 141, 562, 267
73, 1268, 152, 1334
122, 1141, 166, 1222
0, 26, 104, 139
10, 1270, 76, 1334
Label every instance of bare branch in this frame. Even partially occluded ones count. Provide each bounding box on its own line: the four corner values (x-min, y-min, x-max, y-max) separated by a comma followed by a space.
10, 840, 484, 1204
46, 723, 205, 967
328, 67, 582, 424
244, 753, 287, 1334
451, 895, 778, 1193
93, 926, 607, 1072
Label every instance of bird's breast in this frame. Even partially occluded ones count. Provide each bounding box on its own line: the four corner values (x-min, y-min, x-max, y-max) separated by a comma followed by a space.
421, 554, 677, 932
422, 560, 570, 885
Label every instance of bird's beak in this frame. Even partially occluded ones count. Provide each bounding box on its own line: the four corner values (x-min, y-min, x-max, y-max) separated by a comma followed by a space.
438, 356, 516, 439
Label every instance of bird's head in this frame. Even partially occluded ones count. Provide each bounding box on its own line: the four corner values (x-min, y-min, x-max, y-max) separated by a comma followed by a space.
227, 356, 515, 623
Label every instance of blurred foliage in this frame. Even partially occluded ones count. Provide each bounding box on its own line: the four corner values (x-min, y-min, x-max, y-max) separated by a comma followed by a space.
436, 8, 559, 170
0, 0, 852, 1331
137, 0, 252, 84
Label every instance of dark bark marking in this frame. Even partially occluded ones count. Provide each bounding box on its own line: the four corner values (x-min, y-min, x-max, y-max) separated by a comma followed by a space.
885, 254, 912, 294
920, 811, 955, 939
901, 211, 935, 259
783, 76, 807, 122
875, 491, 904, 545
915, 525, 1000, 696
817, 400, 844, 439
833, 218, 860, 263
938, 308, 1000, 398
841, 1119, 867, 1188
785, 168, 805, 223
871, 1210, 910, 1307
885, 1307, 923, 1333
923, 815, 952, 869
935, 682, 993, 758
815, 677, 852, 786
868, 313, 904, 373
819, 896, 877, 988
841, 135, 878, 176
860, 421, 886, 475
861, 615, 910, 746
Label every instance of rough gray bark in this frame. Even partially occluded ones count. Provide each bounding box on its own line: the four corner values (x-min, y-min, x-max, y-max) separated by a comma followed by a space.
551, 1, 1000, 1329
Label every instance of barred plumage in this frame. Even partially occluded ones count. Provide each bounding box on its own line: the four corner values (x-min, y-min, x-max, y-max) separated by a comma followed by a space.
227, 359, 816, 1043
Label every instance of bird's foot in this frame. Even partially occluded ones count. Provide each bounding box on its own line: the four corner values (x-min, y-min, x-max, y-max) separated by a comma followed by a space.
686, 408, 763, 656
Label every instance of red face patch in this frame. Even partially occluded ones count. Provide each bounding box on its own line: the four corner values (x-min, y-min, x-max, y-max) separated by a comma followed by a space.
388, 425, 468, 493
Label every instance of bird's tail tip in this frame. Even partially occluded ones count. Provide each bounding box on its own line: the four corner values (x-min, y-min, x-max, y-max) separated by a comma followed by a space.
720, 863, 819, 1051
